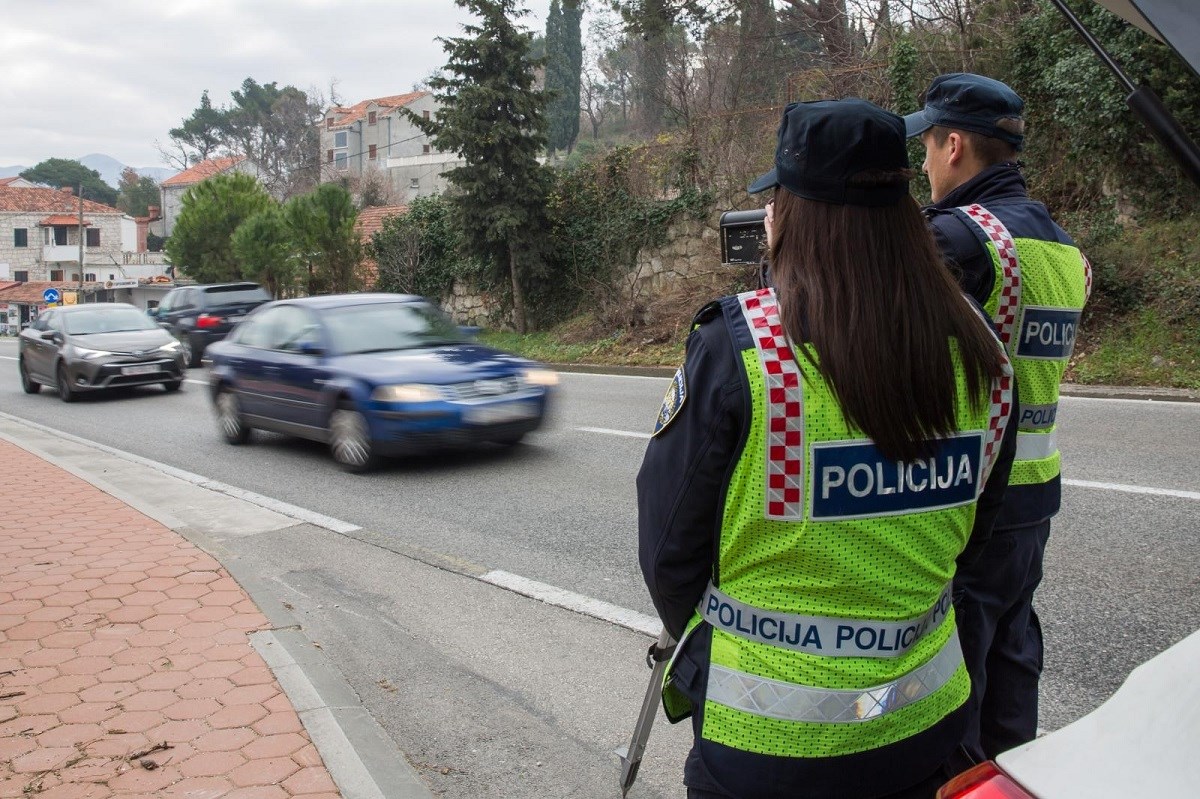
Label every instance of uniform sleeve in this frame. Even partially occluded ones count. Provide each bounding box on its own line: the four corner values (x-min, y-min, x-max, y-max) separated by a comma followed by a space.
930, 212, 995, 307
637, 319, 745, 639
957, 375, 1019, 569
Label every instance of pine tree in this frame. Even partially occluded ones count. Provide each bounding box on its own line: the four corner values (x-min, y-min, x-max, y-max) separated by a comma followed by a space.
408, 0, 550, 333
545, 0, 567, 154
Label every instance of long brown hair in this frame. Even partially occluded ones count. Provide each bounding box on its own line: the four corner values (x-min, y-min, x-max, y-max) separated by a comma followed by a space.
768, 174, 1006, 462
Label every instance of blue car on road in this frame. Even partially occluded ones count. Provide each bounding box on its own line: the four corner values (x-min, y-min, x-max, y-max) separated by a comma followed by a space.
206, 293, 557, 472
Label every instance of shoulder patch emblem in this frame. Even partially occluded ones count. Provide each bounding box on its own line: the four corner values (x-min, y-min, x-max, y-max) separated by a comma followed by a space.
652, 367, 687, 437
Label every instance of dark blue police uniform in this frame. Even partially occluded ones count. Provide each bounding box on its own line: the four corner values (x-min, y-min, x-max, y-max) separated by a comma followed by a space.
925, 161, 1076, 759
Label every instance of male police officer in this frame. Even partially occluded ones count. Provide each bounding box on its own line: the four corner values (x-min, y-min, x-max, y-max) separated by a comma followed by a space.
905, 73, 1091, 761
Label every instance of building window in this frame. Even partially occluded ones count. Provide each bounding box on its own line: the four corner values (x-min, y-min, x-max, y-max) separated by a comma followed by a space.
86, 228, 100, 247
335, 152, 348, 171
327, 149, 334, 164
85, 273, 96, 282
13, 228, 27, 247
327, 117, 335, 129
422, 144, 431, 155
50, 269, 64, 282
368, 111, 377, 125
410, 178, 420, 190
14, 270, 27, 282
51, 226, 68, 245
369, 144, 377, 160
334, 131, 347, 148
423, 110, 430, 120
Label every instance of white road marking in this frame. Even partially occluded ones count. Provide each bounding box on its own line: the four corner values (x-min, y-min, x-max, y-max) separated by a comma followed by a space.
1063, 479, 1200, 501
480, 569, 662, 636
575, 426, 652, 439
579, 427, 1200, 500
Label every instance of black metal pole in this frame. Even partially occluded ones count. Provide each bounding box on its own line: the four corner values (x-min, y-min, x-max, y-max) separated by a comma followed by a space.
1047, 0, 1200, 188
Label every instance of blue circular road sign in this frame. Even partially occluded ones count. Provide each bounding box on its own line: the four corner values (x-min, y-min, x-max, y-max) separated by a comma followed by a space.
42, 288, 61, 304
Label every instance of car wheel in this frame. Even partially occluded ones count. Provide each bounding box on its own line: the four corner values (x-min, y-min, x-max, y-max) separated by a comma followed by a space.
163, 379, 183, 393
216, 388, 251, 445
19, 358, 40, 394
329, 404, 378, 473
56, 364, 77, 403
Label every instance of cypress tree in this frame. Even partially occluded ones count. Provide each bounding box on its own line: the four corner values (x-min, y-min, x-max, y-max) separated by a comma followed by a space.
408, 0, 550, 333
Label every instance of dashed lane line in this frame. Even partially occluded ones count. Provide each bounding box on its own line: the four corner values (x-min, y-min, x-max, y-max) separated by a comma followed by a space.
578, 427, 1200, 500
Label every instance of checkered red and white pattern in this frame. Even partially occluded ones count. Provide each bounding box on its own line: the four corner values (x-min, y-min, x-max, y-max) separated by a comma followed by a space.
961, 204, 1022, 352
1082, 253, 1093, 303
738, 288, 805, 520
982, 356, 1014, 488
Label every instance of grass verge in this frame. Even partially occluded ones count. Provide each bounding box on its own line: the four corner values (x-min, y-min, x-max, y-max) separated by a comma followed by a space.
1070, 310, 1200, 389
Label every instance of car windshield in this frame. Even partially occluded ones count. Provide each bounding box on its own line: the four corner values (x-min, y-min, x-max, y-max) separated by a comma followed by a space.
65, 308, 158, 335
323, 302, 465, 355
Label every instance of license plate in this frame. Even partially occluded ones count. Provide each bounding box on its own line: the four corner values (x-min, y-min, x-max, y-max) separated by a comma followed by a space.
121, 364, 158, 376
464, 401, 537, 425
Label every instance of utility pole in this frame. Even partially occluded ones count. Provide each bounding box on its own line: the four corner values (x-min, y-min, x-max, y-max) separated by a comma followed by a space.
77, 183, 84, 292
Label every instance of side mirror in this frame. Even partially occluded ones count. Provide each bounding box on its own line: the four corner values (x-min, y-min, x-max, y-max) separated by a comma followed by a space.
146, 308, 159, 319
298, 341, 325, 357
40, 330, 61, 343
158, 322, 172, 330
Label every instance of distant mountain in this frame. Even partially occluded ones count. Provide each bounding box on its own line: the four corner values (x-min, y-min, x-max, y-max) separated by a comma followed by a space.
79, 154, 174, 187
0, 155, 174, 187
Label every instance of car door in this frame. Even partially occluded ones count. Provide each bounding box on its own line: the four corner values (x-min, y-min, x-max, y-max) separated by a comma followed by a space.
255, 306, 328, 431
224, 305, 287, 417
23, 310, 60, 381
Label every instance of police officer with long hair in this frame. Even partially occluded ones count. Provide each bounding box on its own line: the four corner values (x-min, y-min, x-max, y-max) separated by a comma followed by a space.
637, 99, 1019, 798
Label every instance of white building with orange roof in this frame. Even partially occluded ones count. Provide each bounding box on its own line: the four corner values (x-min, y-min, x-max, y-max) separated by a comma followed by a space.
0, 185, 125, 284
319, 92, 463, 203
159, 155, 258, 237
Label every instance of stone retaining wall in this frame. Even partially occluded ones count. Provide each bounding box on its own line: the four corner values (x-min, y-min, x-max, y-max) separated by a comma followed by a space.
441, 215, 746, 327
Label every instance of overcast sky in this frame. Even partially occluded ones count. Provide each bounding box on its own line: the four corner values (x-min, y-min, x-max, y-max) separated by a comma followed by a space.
1, 0, 549, 171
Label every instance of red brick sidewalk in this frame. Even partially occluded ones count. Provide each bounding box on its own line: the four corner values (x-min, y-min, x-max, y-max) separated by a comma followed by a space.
0, 439, 343, 799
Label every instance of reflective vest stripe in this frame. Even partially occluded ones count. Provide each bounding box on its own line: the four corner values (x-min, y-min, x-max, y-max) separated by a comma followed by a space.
1083, 254, 1093, 303
962, 204, 1022, 352
707, 633, 964, 724
982, 350, 1014, 487
699, 582, 952, 658
738, 288, 805, 521
1016, 430, 1057, 461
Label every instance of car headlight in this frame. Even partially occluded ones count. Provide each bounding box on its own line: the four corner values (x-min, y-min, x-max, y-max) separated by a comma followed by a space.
372, 384, 443, 402
523, 368, 559, 387
73, 346, 112, 360
156, 340, 182, 353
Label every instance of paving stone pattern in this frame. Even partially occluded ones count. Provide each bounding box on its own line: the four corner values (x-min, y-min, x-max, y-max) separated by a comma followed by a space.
0, 440, 342, 799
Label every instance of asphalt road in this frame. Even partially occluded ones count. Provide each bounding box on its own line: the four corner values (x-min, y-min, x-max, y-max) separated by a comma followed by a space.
3, 336, 1199, 796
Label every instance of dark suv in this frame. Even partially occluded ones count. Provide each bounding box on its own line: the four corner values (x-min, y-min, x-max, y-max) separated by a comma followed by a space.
154, 282, 272, 367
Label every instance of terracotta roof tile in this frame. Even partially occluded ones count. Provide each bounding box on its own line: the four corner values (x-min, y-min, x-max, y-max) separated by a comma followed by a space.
354, 205, 410, 290
354, 204, 409, 240
161, 155, 247, 188
0, 187, 120, 215
38, 215, 91, 226
329, 92, 427, 129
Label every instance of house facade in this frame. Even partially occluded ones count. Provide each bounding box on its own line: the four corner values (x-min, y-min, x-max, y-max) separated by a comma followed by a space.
318, 92, 464, 203
0, 186, 126, 284
159, 155, 255, 237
